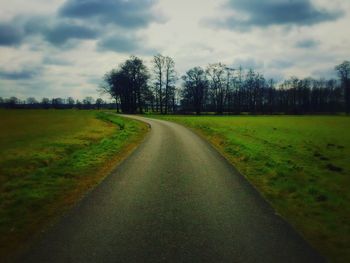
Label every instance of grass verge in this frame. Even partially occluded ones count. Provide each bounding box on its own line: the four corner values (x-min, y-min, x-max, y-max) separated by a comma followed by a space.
150, 115, 350, 263
0, 110, 148, 261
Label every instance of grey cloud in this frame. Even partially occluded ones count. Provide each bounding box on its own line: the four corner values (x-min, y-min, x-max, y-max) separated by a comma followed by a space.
269, 59, 294, 69
296, 39, 320, 48
232, 58, 264, 69
97, 34, 156, 55
97, 34, 140, 53
211, 0, 342, 30
43, 22, 98, 46
0, 22, 23, 46
23, 16, 49, 35
6, 15, 157, 54
0, 79, 55, 99
0, 67, 41, 80
0, 0, 163, 51
1, 16, 99, 47
87, 76, 102, 85
43, 56, 73, 66
312, 67, 337, 79
1, 1, 162, 51
59, 0, 164, 28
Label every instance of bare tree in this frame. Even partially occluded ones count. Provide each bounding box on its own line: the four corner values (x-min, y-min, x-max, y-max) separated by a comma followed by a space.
7, 97, 19, 107
67, 97, 75, 106
95, 98, 104, 110
153, 54, 165, 113
83, 97, 94, 104
51, 98, 64, 108
164, 56, 177, 114
41, 98, 50, 108
206, 63, 227, 114
335, 61, 350, 113
26, 97, 38, 104
224, 66, 235, 112
182, 67, 208, 114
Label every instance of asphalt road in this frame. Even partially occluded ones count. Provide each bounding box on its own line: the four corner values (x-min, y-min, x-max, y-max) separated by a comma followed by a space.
20, 116, 324, 263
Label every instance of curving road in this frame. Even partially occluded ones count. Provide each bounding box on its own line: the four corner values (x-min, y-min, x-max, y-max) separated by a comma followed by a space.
20, 116, 324, 263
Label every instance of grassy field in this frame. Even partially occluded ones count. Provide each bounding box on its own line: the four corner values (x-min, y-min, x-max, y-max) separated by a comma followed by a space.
0, 110, 148, 260
151, 115, 350, 263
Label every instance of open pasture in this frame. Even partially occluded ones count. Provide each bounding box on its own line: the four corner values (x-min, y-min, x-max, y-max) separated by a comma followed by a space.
0, 110, 147, 259
153, 115, 350, 262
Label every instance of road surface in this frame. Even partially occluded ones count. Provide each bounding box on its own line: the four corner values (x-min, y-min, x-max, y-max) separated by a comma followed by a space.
19, 116, 324, 263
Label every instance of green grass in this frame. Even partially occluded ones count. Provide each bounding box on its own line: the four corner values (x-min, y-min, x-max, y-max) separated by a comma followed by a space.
0, 110, 148, 260
150, 115, 350, 263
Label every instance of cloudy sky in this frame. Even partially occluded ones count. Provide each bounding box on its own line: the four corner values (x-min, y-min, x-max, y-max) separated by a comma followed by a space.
0, 0, 349, 100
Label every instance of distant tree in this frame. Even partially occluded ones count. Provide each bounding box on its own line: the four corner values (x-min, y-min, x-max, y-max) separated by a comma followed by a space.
52, 98, 64, 108
206, 63, 228, 114
76, 100, 82, 109
232, 66, 244, 113
164, 56, 177, 114
83, 97, 94, 105
41, 98, 50, 109
95, 98, 104, 109
6, 97, 19, 108
335, 61, 350, 113
244, 69, 257, 112
67, 97, 75, 107
100, 69, 120, 105
265, 78, 276, 114
123, 56, 150, 113
143, 88, 156, 112
0, 97, 3, 106
223, 66, 235, 112
101, 56, 150, 113
26, 97, 38, 104
83, 96, 94, 109
153, 54, 166, 113
182, 67, 208, 114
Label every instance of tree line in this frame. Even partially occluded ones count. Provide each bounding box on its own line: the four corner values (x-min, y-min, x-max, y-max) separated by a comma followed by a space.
101, 56, 350, 114
0, 96, 116, 109
2, 56, 349, 114
181, 65, 345, 114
